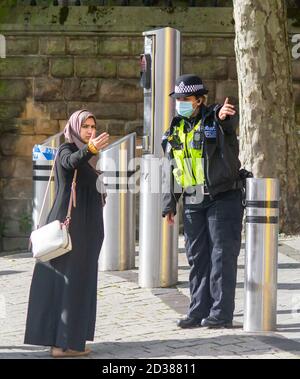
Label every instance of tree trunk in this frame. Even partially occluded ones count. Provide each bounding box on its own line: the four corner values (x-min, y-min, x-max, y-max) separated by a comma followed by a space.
233, 0, 300, 234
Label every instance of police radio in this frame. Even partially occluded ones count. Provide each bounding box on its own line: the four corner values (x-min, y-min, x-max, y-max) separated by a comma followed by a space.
192, 130, 203, 150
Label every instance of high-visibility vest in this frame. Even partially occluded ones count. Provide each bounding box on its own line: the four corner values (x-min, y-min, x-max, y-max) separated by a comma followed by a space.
167, 119, 205, 188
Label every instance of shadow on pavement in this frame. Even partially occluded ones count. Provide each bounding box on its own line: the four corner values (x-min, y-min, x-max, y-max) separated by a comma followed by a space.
1, 333, 300, 359
0, 270, 25, 276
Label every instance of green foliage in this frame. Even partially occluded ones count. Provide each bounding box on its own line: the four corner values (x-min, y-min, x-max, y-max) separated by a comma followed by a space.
19, 213, 32, 234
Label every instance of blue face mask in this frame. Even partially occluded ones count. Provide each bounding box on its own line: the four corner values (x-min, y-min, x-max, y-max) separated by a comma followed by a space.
176, 101, 195, 118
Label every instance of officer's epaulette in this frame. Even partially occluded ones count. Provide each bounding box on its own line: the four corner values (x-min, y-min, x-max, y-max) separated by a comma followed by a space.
163, 116, 181, 137
162, 116, 182, 152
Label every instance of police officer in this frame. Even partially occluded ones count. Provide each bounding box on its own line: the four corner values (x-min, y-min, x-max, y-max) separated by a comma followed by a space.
162, 74, 244, 329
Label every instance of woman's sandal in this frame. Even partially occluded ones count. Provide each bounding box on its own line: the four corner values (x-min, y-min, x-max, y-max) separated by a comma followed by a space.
50, 347, 91, 358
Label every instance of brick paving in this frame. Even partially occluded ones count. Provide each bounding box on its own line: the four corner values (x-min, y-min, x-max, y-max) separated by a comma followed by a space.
0, 237, 299, 359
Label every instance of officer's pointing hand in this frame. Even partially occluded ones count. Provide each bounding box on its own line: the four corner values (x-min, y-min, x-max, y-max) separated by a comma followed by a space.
218, 97, 236, 121
166, 212, 175, 225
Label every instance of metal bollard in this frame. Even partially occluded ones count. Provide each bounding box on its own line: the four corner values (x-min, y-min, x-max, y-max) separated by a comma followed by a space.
138, 155, 178, 288
244, 178, 280, 332
99, 133, 136, 271
32, 133, 64, 229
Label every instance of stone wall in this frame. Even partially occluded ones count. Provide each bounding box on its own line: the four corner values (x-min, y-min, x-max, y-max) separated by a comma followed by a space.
0, 5, 300, 252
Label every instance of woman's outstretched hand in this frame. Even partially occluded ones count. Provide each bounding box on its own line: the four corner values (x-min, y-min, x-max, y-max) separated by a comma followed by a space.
89, 131, 110, 152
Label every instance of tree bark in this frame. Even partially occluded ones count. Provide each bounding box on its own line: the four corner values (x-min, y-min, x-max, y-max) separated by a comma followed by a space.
233, 0, 300, 233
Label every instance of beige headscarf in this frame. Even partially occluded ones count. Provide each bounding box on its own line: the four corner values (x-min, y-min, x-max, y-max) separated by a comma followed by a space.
64, 109, 99, 171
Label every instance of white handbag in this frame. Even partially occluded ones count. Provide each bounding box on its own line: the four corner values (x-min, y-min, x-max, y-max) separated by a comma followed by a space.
29, 152, 78, 262
30, 220, 72, 262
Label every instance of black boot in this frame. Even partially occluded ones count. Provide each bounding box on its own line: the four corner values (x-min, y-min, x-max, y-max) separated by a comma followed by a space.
201, 316, 233, 329
177, 316, 202, 329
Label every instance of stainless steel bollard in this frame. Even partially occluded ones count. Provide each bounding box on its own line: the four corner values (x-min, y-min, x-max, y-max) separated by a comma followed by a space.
138, 155, 178, 288
244, 178, 280, 332
99, 133, 136, 271
32, 133, 64, 229
138, 27, 180, 288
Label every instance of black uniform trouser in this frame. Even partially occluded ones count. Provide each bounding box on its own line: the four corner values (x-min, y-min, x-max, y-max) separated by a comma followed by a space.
183, 189, 244, 322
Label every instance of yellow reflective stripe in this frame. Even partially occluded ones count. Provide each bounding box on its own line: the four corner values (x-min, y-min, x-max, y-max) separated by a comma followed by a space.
171, 119, 205, 188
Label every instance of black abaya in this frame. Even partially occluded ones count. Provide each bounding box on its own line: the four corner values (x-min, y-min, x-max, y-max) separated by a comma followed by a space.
24, 143, 104, 352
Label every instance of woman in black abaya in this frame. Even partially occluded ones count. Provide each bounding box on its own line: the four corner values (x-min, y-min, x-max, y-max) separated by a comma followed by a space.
24, 110, 109, 357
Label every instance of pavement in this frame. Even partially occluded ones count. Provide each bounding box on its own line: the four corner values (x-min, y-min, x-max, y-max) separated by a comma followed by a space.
0, 236, 300, 359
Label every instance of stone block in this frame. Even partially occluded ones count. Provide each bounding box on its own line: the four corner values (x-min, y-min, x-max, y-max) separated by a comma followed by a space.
40, 37, 66, 55
59, 119, 67, 132
75, 58, 116, 78
0, 57, 48, 77
0, 119, 14, 135
106, 120, 125, 135
35, 119, 59, 135
50, 58, 74, 77
0, 158, 14, 178
95, 120, 108, 134
0, 103, 24, 120
63, 78, 99, 101
12, 118, 35, 135
183, 58, 228, 80
125, 120, 143, 136
2, 220, 29, 238
0, 157, 32, 178
228, 58, 238, 80
131, 38, 144, 56
2, 237, 29, 251
215, 80, 239, 105
34, 78, 63, 101
0, 79, 31, 101
136, 102, 144, 119
6, 36, 39, 55
99, 37, 130, 56
203, 80, 216, 104
68, 102, 136, 120
118, 60, 140, 79
68, 38, 97, 55
211, 38, 235, 57
0, 134, 48, 157
182, 38, 211, 56
99, 79, 143, 102
2, 178, 32, 200
46, 102, 67, 120
1, 199, 32, 220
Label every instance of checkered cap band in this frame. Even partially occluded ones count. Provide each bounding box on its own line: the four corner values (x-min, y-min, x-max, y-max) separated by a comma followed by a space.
175, 81, 204, 94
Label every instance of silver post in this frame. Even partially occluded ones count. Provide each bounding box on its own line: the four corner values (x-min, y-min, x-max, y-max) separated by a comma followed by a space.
99, 133, 136, 271
138, 27, 181, 288
138, 155, 178, 288
244, 178, 280, 332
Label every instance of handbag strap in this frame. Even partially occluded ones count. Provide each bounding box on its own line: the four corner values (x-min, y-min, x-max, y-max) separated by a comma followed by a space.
37, 149, 77, 230
64, 169, 78, 229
